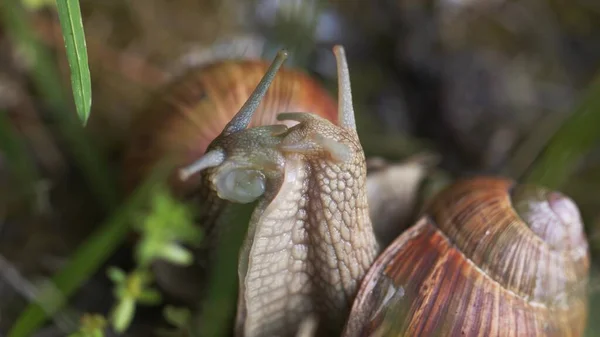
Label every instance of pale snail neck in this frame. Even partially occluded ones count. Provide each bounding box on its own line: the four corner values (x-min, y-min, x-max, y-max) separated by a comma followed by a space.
235, 137, 380, 337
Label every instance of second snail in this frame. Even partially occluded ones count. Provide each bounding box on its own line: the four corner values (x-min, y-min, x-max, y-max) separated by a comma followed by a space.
122, 47, 590, 336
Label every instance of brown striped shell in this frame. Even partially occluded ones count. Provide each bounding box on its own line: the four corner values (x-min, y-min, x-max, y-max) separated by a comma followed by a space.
342, 177, 590, 337
121, 60, 337, 196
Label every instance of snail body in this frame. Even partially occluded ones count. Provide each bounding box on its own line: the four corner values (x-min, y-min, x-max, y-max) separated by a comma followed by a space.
180, 48, 379, 336
125, 46, 590, 336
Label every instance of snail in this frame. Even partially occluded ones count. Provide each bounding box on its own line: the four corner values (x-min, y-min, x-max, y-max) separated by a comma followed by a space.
120, 48, 427, 303
120, 50, 358, 303
124, 46, 590, 336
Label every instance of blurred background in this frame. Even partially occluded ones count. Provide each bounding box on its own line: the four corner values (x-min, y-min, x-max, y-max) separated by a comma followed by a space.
1, 0, 600, 336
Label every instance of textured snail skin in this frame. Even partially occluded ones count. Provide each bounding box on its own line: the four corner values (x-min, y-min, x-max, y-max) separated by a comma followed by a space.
342, 178, 589, 337
121, 60, 337, 197
185, 46, 380, 337
203, 112, 379, 337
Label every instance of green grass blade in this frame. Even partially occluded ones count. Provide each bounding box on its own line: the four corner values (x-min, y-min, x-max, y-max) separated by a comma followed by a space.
525, 71, 600, 189
2, 0, 118, 210
7, 162, 173, 337
55, 0, 91, 125
193, 202, 255, 337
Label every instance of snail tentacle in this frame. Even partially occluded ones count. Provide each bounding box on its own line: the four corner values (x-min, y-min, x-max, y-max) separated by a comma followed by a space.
222, 49, 289, 136
179, 149, 225, 180
333, 46, 356, 132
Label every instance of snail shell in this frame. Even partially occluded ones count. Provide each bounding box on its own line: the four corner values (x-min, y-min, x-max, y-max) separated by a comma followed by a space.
343, 177, 590, 337
122, 60, 337, 196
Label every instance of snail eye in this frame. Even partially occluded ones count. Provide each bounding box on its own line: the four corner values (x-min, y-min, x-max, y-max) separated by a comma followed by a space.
215, 169, 266, 203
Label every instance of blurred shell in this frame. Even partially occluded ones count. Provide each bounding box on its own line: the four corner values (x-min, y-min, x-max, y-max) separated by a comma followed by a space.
122, 60, 338, 196
366, 154, 438, 247
343, 177, 590, 337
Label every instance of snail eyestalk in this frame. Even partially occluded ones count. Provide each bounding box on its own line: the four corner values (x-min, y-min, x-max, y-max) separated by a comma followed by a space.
333, 45, 356, 131
222, 49, 289, 136
178, 149, 226, 181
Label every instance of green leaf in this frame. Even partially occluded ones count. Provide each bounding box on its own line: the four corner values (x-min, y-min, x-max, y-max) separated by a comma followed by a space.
163, 306, 191, 329
106, 269, 161, 333
133, 187, 201, 267
21, 0, 56, 10
525, 71, 600, 189
67, 313, 107, 337
55, 0, 92, 125
106, 267, 126, 283
110, 298, 135, 333
193, 202, 256, 337
138, 289, 162, 305
158, 244, 193, 266
3, 0, 117, 211
8, 162, 174, 337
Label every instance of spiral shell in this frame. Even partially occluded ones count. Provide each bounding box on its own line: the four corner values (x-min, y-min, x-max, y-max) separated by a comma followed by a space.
122, 60, 337, 196
343, 177, 590, 337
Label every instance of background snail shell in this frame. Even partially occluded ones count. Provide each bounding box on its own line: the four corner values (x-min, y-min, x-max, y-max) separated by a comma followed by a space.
121, 59, 338, 196
343, 177, 590, 337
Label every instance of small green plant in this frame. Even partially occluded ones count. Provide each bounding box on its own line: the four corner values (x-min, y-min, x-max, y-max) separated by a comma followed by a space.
134, 190, 203, 268
107, 268, 162, 333
67, 313, 107, 337
155, 306, 194, 337
105, 186, 201, 333
163, 306, 192, 329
